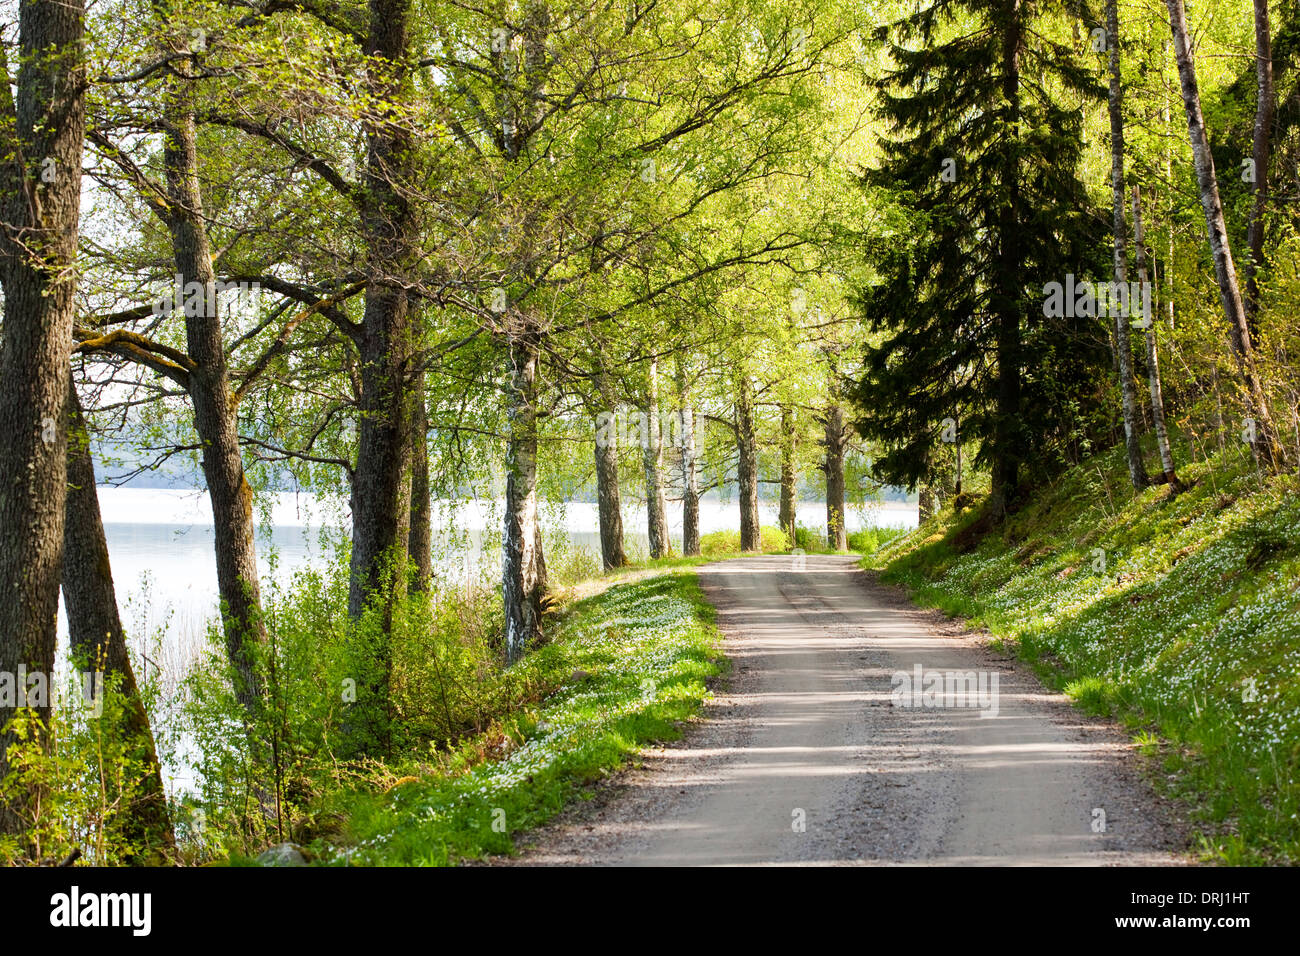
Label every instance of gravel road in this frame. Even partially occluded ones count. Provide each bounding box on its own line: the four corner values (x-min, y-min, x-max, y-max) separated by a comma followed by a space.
502, 555, 1190, 866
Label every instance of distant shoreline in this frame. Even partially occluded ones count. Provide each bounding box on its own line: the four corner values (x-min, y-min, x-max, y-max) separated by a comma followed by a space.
94, 487, 918, 532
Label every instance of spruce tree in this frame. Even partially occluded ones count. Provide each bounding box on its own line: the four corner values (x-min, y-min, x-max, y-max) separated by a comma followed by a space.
850, 0, 1111, 517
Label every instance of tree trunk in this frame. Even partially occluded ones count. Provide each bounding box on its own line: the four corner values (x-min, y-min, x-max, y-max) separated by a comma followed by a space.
1163, 91, 1177, 335
407, 369, 432, 594
393, 434, 413, 599
63, 384, 173, 861
503, 332, 547, 664
161, 70, 267, 716
348, 0, 418, 622
954, 438, 964, 505
918, 484, 936, 523
778, 405, 797, 540
681, 409, 701, 557
678, 358, 701, 557
1133, 186, 1181, 489
593, 401, 627, 571
1165, 0, 1283, 466
346, 300, 414, 616
824, 403, 848, 550
736, 372, 761, 551
1243, 0, 1273, 340
0, 0, 85, 838
1107, 0, 1150, 491
340, 0, 420, 753
990, 1, 1024, 518
642, 357, 669, 558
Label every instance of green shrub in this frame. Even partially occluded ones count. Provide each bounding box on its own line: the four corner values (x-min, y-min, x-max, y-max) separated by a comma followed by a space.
0, 671, 171, 866
847, 526, 908, 554
760, 526, 791, 552
329, 570, 723, 865
176, 550, 534, 859
700, 525, 789, 555
794, 524, 825, 552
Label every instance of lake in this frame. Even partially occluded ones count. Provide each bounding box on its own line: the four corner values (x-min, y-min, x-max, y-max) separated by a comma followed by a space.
89, 489, 917, 649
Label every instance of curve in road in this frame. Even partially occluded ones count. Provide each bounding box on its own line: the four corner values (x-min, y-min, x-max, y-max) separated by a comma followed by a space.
510, 554, 1188, 866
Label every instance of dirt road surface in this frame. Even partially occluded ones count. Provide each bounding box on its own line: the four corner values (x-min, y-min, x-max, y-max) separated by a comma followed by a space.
504, 555, 1189, 866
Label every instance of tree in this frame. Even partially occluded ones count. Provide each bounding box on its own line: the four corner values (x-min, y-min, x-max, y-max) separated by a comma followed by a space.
1132, 185, 1181, 488
408, 368, 434, 593
734, 364, 762, 551
678, 357, 702, 557
778, 404, 798, 539
1164, 0, 1283, 467
502, 325, 546, 664
1106, 0, 1151, 490
822, 398, 850, 549
347, 0, 421, 644
0, 0, 86, 838
62, 383, 173, 860
157, 24, 270, 717
852, 0, 1108, 519
1243, 0, 1275, 337
74, 0, 374, 726
642, 356, 671, 558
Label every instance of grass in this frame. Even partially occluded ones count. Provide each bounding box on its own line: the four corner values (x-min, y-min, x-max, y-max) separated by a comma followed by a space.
865, 436, 1300, 864
301, 569, 724, 866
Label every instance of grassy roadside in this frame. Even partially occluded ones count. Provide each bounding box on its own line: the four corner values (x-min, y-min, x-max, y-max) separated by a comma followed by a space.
866, 440, 1300, 864
307, 568, 724, 865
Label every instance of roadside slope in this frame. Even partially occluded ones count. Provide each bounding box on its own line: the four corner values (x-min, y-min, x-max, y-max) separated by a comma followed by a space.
320, 570, 722, 865
871, 444, 1300, 864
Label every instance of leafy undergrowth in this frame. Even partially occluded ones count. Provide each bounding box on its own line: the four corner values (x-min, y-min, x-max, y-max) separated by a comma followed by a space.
794, 523, 908, 555
700, 525, 791, 555
310, 570, 723, 866
867, 438, 1300, 864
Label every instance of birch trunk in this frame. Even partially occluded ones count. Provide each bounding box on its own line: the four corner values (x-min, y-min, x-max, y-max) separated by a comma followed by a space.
1133, 186, 1181, 488
1165, 0, 1282, 466
1107, 0, 1150, 490
678, 359, 701, 556
1243, 0, 1273, 338
643, 357, 670, 558
503, 332, 547, 664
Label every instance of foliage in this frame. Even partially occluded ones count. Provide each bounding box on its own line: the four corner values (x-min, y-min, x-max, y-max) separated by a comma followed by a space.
288, 571, 719, 865
846, 526, 907, 554
0, 672, 171, 866
850, 0, 1111, 500
699, 525, 792, 555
